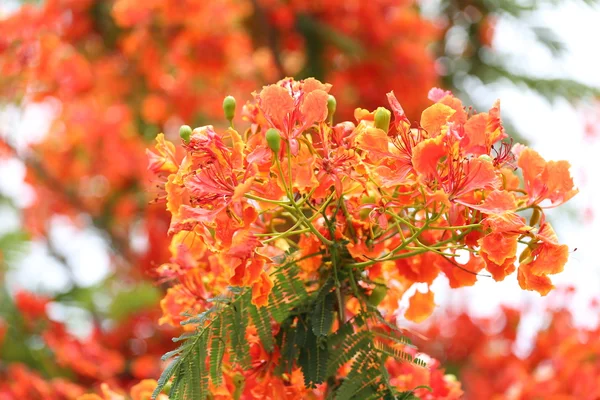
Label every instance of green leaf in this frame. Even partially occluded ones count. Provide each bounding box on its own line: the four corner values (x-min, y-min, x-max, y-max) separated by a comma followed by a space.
0, 230, 29, 266
327, 330, 372, 376
334, 350, 378, 400
375, 341, 426, 367
226, 294, 250, 367
311, 290, 335, 337
249, 303, 274, 352
209, 316, 226, 386
188, 336, 203, 400
268, 264, 308, 323
276, 321, 299, 375
153, 356, 179, 398
298, 316, 328, 387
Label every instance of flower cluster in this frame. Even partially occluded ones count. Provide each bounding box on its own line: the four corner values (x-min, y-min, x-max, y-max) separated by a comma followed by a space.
415, 292, 600, 399
146, 77, 576, 398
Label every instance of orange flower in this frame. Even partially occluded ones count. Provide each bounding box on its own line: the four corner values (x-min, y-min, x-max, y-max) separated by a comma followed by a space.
130, 379, 168, 400
43, 325, 125, 380
396, 252, 441, 285
158, 285, 202, 328
420, 103, 456, 137
251, 271, 274, 307
77, 383, 125, 400
146, 133, 178, 174
257, 78, 331, 155
14, 290, 50, 320
518, 222, 569, 295
141, 94, 169, 123
405, 289, 436, 323
517, 147, 578, 208
461, 100, 506, 155
440, 254, 485, 288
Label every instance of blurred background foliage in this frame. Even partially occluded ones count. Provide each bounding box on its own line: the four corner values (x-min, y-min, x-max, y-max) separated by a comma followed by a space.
0, 0, 598, 398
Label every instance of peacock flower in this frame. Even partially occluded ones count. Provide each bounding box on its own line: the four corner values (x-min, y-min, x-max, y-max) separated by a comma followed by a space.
516, 146, 578, 208
256, 77, 331, 156
146, 133, 178, 174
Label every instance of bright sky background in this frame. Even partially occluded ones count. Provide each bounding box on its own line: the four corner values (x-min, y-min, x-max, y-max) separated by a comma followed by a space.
1, 1, 600, 342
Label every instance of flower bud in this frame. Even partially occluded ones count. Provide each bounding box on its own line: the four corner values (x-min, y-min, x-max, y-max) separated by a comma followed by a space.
519, 246, 533, 264
367, 283, 388, 306
374, 107, 391, 132
179, 124, 192, 143
265, 128, 281, 153
223, 95, 236, 122
529, 206, 542, 227
327, 95, 337, 122
233, 372, 245, 400
478, 154, 494, 163
359, 195, 376, 219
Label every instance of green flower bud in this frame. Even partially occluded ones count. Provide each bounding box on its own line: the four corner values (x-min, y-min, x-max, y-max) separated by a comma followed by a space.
478, 154, 494, 163
162, 380, 173, 394
223, 95, 236, 122
374, 107, 391, 132
359, 195, 376, 219
179, 124, 192, 143
360, 195, 376, 204
265, 128, 281, 153
529, 206, 542, 227
327, 95, 337, 123
233, 373, 245, 400
367, 283, 388, 307
519, 246, 532, 263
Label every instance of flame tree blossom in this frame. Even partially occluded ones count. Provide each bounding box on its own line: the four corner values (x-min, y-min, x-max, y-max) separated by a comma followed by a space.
140, 77, 576, 399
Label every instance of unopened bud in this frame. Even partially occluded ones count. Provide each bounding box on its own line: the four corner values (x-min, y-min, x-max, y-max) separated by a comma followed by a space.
478, 154, 493, 163
179, 125, 192, 143
367, 283, 388, 307
519, 246, 533, 263
265, 128, 281, 153
374, 107, 391, 132
233, 373, 245, 400
530, 207, 542, 227
327, 95, 337, 123
223, 95, 236, 122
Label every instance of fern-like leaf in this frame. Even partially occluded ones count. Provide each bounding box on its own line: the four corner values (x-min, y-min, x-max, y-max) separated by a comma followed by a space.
249, 303, 274, 352
152, 356, 179, 399
268, 264, 309, 322
334, 349, 378, 400
209, 315, 226, 386
298, 315, 328, 387
372, 327, 412, 347
188, 336, 203, 400
312, 291, 335, 337
374, 341, 426, 367
327, 330, 373, 376
276, 321, 299, 375
226, 294, 250, 367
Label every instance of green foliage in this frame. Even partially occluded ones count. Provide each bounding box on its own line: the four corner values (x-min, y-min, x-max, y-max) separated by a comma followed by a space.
153, 298, 232, 400
297, 314, 328, 387
108, 281, 161, 321
249, 301, 274, 352
225, 295, 251, 367
267, 261, 309, 323
154, 260, 425, 400
0, 230, 29, 267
